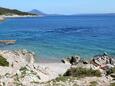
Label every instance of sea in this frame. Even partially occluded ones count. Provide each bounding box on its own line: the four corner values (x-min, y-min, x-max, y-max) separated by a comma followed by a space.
0, 15, 115, 60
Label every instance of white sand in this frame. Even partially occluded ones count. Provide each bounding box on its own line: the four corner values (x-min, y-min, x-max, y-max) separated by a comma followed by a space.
38, 63, 71, 75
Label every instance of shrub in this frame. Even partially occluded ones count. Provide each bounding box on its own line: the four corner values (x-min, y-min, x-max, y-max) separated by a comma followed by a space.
110, 83, 115, 86
106, 67, 115, 75
64, 67, 101, 78
54, 76, 70, 82
90, 81, 97, 86
0, 55, 9, 67
19, 67, 28, 78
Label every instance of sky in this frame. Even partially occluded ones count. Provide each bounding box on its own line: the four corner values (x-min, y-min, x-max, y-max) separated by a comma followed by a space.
0, 0, 115, 15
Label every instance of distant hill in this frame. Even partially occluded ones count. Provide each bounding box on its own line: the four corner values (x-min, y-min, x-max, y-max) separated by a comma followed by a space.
29, 9, 46, 16
0, 7, 36, 16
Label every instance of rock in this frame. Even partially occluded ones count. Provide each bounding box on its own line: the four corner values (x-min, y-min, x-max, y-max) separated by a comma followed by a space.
90, 52, 115, 70
106, 64, 114, 69
61, 56, 89, 65
0, 40, 16, 45
61, 58, 71, 64
80, 59, 89, 64
0, 49, 35, 66
111, 58, 115, 66
70, 56, 80, 65
14, 49, 35, 64
103, 52, 108, 56
0, 17, 5, 21
62, 56, 81, 65
0, 49, 62, 86
110, 73, 115, 78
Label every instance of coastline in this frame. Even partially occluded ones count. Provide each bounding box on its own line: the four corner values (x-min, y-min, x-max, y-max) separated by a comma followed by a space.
0, 15, 44, 18
0, 49, 115, 86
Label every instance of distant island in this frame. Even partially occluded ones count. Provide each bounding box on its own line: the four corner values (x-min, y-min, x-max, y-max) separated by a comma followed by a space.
28, 9, 65, 16
29, 9, 46, 16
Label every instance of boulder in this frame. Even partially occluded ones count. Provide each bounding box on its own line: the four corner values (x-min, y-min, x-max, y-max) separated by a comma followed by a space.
61, 57, 70, 64
61, 56, 81, 65
0, 49, 60, 85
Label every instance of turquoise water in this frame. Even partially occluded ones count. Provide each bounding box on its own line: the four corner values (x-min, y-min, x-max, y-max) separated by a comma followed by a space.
0, 15, 115, 59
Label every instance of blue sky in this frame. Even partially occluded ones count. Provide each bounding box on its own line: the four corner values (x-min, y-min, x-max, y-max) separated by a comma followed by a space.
0, 0, 115, 14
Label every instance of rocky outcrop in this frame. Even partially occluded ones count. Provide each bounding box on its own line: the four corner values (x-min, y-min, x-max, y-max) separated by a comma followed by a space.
61, 55, 88, 65
90, 52, 115, 70
0, 49, 60, 86
0, 49, 35, 65
0, 40, 16, 45
61, 56, 81, 65
62, 53, 115, 70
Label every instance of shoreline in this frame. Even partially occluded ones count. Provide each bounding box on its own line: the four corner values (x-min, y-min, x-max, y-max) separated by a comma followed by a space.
0, 15, 44, 18
0, 49, 115, 85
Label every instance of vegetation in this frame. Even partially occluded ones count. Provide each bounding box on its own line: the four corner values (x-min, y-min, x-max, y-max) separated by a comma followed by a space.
0, 55, 9, 67
110, 83, 115, 86
44, 68, 101, 86
54, 76, 73, 82
19, 66, 40, 79
19, 67, 28, 71
44, 76, 77, 86
13, 73, 23, 86
90, 81, 97, 86
106, 67, 115, 75
0, 7, 36, 15
19, 67, 28, 78
64, 67, 101, 78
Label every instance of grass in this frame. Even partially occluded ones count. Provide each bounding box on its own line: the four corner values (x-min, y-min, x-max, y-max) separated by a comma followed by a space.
90, 81, 97, 86
0, 55, 9, 67
42, 67, 101, 86
110, 83, 115, 86
64, 67, 101, 78
43, 76, 78, 86
54, 76, 73, 82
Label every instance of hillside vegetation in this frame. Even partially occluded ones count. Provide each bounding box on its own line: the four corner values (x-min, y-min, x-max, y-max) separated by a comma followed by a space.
0, 7, 36, 15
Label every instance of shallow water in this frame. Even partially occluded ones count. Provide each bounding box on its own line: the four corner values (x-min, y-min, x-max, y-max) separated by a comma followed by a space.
0, 15, 115, 59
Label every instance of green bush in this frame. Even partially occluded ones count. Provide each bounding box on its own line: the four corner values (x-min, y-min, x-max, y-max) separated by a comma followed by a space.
64, 67, 101, 78
0, 55, 9, 67
54, 76, 70, 82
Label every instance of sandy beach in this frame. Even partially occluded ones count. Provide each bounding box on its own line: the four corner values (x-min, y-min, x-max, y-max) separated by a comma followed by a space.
37, 63, 71, 74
